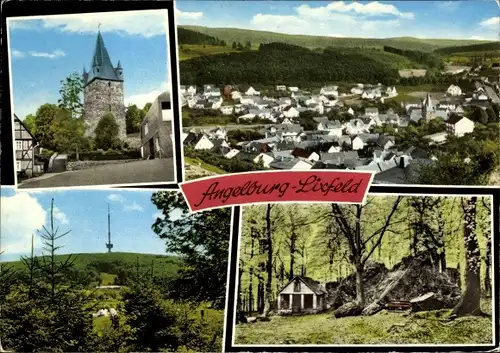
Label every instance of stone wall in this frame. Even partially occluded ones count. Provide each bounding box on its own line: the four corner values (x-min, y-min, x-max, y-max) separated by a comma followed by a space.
83, 79, 126, 140
67, 159, 138, 171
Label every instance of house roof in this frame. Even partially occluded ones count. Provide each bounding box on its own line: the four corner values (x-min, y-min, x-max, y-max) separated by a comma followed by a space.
269, 158, 299, 170
356, 133, 380, 143
376, 135, 395, 147
291, 147, 311, 159
271, 124, 303, 134
313, 116, 329, 123
236, 151, 260, 162
447, 114, 465, 125
274, 142, 295, 151
373, 158, 434, 184
278, 276, 327, 295
85, 31, 122, 86
14, 114, 36, 140
183, 132, 205, 146
323, 121, 342, 129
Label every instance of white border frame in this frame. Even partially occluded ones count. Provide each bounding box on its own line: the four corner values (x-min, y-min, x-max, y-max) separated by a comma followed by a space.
6, 8, 182, 190
226, 193, 497, 350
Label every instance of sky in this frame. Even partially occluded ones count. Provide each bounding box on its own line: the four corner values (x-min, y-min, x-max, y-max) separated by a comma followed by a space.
7, 9, 172, 120
0, 187, 183, 262
176, 0, 499, 41
6, 1, 499, 120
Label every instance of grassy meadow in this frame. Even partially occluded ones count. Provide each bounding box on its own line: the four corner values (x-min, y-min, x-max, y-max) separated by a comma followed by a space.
235, 299, 493, 345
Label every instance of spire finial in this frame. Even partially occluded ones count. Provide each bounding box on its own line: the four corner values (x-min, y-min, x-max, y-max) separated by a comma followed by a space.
98, 22, 102, 32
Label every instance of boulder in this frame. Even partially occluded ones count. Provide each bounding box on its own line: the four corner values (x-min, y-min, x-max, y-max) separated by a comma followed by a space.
410, 292, 458, 312
326, 261, 389, 310
360, 253, 461, 315
333, 301, 363, 318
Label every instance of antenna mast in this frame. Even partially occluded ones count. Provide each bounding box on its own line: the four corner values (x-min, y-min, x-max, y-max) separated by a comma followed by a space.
106, 203, 113, 253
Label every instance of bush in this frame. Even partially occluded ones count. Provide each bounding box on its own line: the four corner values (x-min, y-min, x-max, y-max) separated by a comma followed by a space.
95, 113, 120, 150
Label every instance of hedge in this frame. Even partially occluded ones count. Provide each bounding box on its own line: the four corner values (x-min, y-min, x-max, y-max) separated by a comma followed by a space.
67, 149, 141, 161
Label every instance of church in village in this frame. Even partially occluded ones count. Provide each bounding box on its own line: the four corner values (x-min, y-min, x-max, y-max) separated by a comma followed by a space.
82, 29, 127, 140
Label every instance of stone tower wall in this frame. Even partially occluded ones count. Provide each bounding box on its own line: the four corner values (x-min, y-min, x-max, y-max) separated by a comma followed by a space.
84, 79, 126, 141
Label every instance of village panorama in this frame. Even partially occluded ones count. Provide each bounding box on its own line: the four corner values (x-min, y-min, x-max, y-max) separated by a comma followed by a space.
177, 27, 500, 185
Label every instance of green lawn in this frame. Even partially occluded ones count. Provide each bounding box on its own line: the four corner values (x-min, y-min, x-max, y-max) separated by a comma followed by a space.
235, 301, 492, 345
184, 156, 227, 174
100, 272, 117, 285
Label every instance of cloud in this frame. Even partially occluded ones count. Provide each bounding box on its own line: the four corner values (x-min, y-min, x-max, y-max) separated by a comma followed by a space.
297, 2, 414, 20
1, 192, 46, 254
107, 193, 125, 203
123, 201, 144, 212
176, 8, 203, 20
28, 49, 66, 59
329, 33, 347, 38
152, 211, 164, 220
10, 49, 66, 60
107, 193, 143, 212
479, 16, 500, 27
469, 35, 487, 40
125, 81, 169, 109
435, 1, 460, 11
11, 49, 25, 58
39, 10, 168, 38
52, 206, 69, 225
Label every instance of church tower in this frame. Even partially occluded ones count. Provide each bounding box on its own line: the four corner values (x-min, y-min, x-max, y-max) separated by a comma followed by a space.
83, 29, 126, 140
421, 92, 435, 122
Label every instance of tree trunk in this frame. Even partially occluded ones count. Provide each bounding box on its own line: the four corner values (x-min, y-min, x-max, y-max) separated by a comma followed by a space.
257, 282, 264, 313
452, 197, 482, 317
248, 236, 255, 314
354, 260, 365, 308
484, 237, 491, 297
439, 250, 447, 273
263, 204, 273, 317
289, 232, 295, 280
237, 266, 243, 312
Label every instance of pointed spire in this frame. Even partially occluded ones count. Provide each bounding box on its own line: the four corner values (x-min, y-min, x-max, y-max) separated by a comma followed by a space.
85, 29, 123, 86
116, 60, 122, 69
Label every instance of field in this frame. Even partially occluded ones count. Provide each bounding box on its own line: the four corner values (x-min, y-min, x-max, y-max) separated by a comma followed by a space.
385, 84, 449, 104
179, 44, 243, 61
331, 48, 421, 70
184, 156, 227, 174
234, 300, 492, 345
180, 26, 491, 52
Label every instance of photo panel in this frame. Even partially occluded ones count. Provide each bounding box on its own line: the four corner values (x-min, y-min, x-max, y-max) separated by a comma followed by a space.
2, 0, 183, 190
0, 185, 231, 352
175, 0, 500, 187
224, 187, 499, 352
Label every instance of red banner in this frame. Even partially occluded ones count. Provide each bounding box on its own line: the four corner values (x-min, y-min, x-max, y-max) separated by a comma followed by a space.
179, 170, 374, 212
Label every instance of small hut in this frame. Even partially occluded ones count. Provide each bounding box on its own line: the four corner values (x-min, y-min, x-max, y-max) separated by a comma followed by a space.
276, 276, 327, 315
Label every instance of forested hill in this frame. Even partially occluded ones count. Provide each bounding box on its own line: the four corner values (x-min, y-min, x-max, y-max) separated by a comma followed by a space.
178, 27, 227, 46
4, 252, 181, 279
179, 25, 491, 52
179, 43, 400, 86
434, 41, 500, 55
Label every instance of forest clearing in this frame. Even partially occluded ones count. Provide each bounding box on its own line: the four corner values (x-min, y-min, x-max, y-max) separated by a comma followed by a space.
235, 299, 492, 345
234, 195, 494, 346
